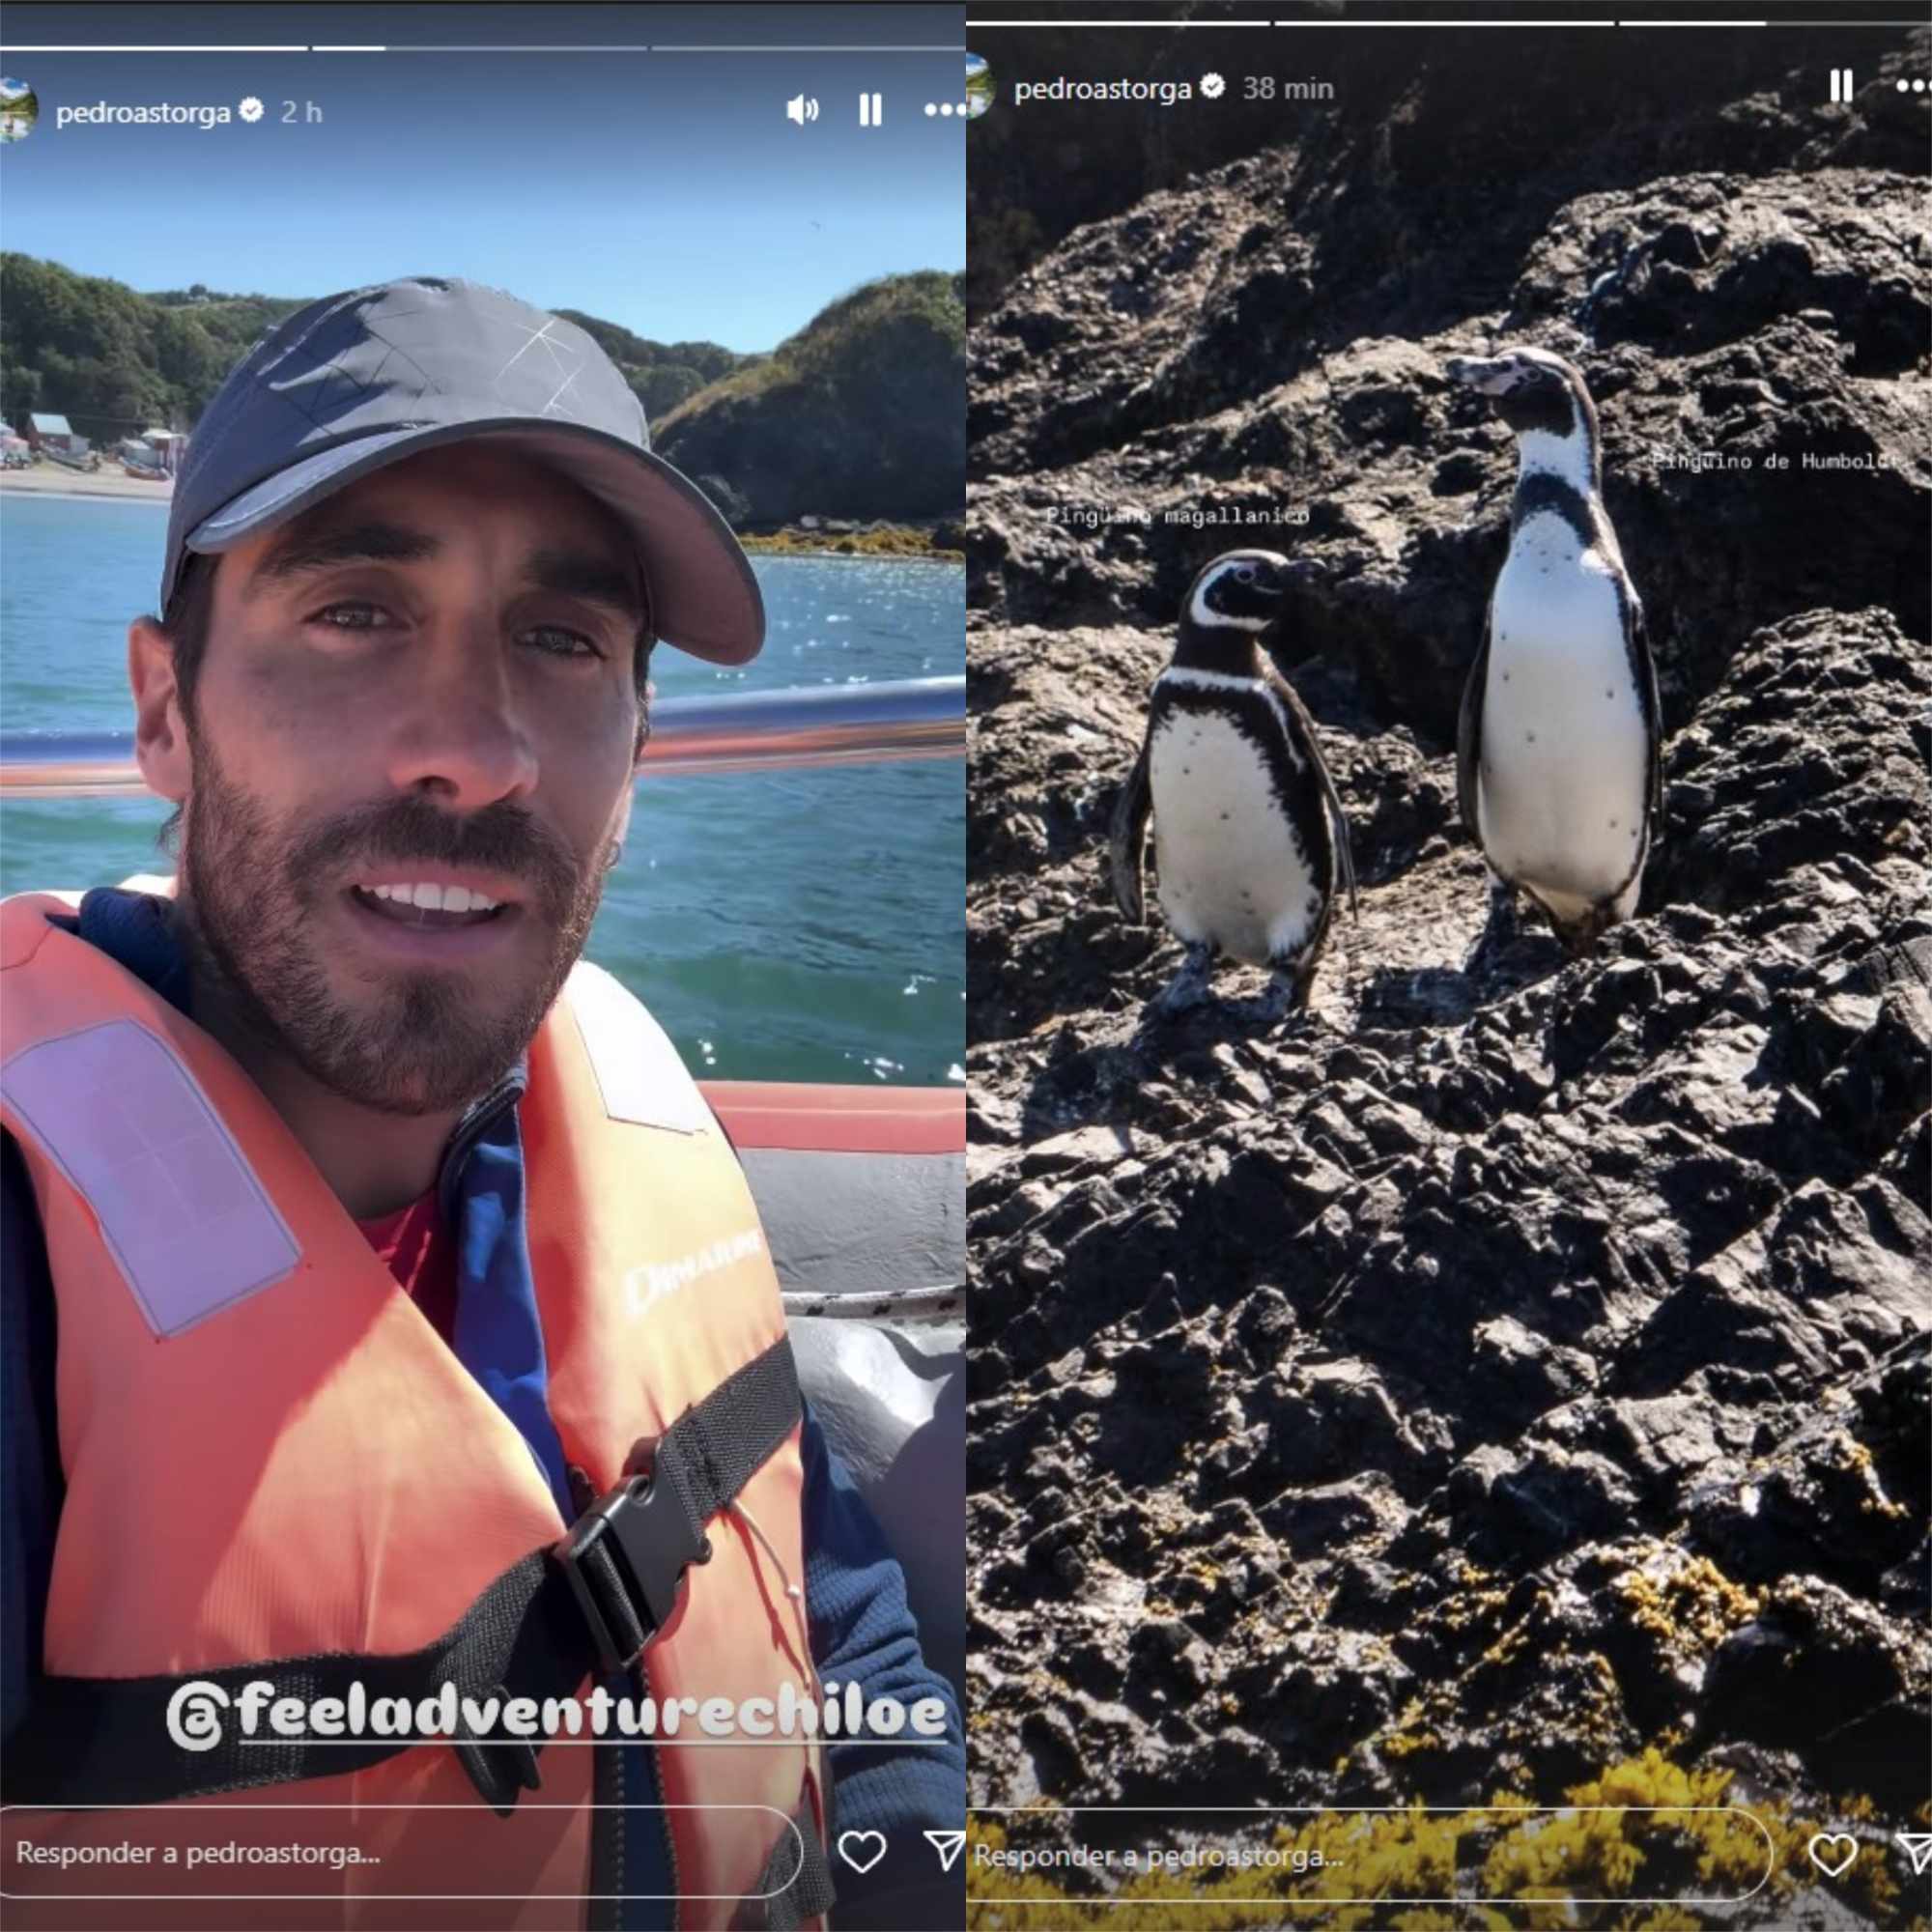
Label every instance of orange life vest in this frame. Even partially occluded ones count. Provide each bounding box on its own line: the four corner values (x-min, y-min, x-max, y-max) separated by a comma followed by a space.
0, 889, 834, 1931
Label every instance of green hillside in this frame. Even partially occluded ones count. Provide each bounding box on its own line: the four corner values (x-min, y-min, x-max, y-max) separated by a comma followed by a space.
0, 258, 965, 527
552, 308, 758, 420
654, 270, 965, 526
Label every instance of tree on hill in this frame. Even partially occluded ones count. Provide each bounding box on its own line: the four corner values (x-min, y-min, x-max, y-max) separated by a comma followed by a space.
555, 310, 749, 386
0, 256, 302, 440
630, 365, 708, 420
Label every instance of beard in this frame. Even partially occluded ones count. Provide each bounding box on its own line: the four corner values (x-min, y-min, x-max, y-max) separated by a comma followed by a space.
172, 727, 619, 1117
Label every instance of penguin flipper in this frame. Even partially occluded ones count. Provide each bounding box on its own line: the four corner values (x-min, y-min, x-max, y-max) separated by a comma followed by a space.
1457, 596, 1493, 842
1109, 735, 1154, 924
1629, 593, 1664, 838
1317, 746, 1358, 920
1263, 659, 1358, 919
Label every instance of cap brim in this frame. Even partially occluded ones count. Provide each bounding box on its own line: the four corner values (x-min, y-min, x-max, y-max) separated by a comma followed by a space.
183, 420, 764, 665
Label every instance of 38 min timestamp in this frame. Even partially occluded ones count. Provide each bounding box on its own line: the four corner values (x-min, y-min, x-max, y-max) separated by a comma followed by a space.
1242, 75, 1338, 100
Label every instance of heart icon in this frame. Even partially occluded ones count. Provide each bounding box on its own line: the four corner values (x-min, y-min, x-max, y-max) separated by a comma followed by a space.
1808, 1833, 1859, 1880
838, 1830, 888, 1876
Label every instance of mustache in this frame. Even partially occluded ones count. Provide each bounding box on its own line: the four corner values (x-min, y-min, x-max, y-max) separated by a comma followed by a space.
296, 797, 583, 908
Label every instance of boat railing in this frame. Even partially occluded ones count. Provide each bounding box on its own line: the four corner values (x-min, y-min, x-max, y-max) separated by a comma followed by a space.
0, 675, 965, 797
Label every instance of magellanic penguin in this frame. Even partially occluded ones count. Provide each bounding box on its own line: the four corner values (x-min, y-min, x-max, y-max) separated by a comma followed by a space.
1446, 346, 1662, 958
1110, 550, 1356, 1023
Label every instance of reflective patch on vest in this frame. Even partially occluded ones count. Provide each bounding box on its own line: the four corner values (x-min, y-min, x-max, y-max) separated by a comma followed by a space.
564, 960, 716, 1135
0, 1019, 300, 1336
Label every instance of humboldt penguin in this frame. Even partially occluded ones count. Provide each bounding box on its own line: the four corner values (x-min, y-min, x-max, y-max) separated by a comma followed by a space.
1110, 550, 1356, 1022
1446, 346, 1662, 960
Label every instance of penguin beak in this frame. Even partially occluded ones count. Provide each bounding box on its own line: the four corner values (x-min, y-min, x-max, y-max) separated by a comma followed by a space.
1251, 552, 1298, 599
1445, 355, 1519, 397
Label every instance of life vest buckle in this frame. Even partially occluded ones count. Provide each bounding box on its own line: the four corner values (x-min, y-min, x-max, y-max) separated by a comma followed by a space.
555, 1472, 709, 1673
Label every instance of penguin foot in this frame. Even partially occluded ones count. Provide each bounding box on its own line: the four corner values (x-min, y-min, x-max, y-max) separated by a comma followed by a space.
1237, 969, 1313, 1031
1463, 880, 1522, 978
1253, 980, 1294, 1027
1549, 902, 1618, 957
1147, 944, 1215, 1021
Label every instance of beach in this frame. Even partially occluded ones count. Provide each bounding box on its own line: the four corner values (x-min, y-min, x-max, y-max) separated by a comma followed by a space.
0, 466, 173, 504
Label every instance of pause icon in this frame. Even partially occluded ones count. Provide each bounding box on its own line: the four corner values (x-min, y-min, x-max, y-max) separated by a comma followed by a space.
859, 91, 883, 127
1829, 67, 1855, 102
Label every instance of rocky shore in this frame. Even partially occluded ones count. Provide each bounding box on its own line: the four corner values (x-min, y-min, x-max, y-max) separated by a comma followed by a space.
965, 31, 1929, 1930
741, 517, 966, 560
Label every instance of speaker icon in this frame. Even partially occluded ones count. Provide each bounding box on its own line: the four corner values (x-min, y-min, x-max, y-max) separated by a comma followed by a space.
786, 94, 820, 125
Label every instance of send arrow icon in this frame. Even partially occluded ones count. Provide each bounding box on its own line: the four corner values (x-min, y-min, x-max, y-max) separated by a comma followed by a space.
924, 1829, 967, 1873
1898, 1833, 1932, 1878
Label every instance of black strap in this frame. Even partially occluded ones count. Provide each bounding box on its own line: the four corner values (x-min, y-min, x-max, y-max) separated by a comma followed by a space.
5, 1337, 803, 1812
757, 1805, 838, 1932
561, 1336, 805, 1675
3, 1548, 583, 1808
654, 1326, 806, 1559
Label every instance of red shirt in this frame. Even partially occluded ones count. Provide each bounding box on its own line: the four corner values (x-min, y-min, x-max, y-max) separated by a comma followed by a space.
356, 1189, 459, 1346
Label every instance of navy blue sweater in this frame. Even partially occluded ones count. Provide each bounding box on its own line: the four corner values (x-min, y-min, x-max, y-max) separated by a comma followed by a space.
0, 888, 964, 1929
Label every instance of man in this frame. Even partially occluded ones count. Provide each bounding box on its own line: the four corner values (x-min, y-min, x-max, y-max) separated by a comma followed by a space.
0, 278, 962, 1930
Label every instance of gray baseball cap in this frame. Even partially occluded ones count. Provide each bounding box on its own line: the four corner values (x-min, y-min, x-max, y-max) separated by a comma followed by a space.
161, 276, 763, 664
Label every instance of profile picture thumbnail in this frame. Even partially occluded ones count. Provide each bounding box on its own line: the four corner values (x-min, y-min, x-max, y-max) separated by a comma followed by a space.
0, 77, 37, 143
966, 53, 992, 120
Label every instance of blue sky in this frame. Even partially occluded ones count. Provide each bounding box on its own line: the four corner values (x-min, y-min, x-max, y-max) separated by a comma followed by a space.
0, 4, 964, 352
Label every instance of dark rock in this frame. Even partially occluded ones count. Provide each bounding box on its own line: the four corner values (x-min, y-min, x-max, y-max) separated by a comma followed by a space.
965, 26, 1932, 1909
1259, 1473, 1407, 1556
1445, 1442, 1642, 1564
970, 184, 1928, 733
1700, 1576, 1925, 1810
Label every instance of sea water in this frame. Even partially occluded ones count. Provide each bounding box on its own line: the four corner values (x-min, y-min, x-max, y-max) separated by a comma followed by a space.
0, 493, 964, 1086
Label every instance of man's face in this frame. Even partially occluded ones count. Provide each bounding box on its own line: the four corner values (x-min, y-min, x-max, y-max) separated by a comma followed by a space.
161, 443, 646, 1117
